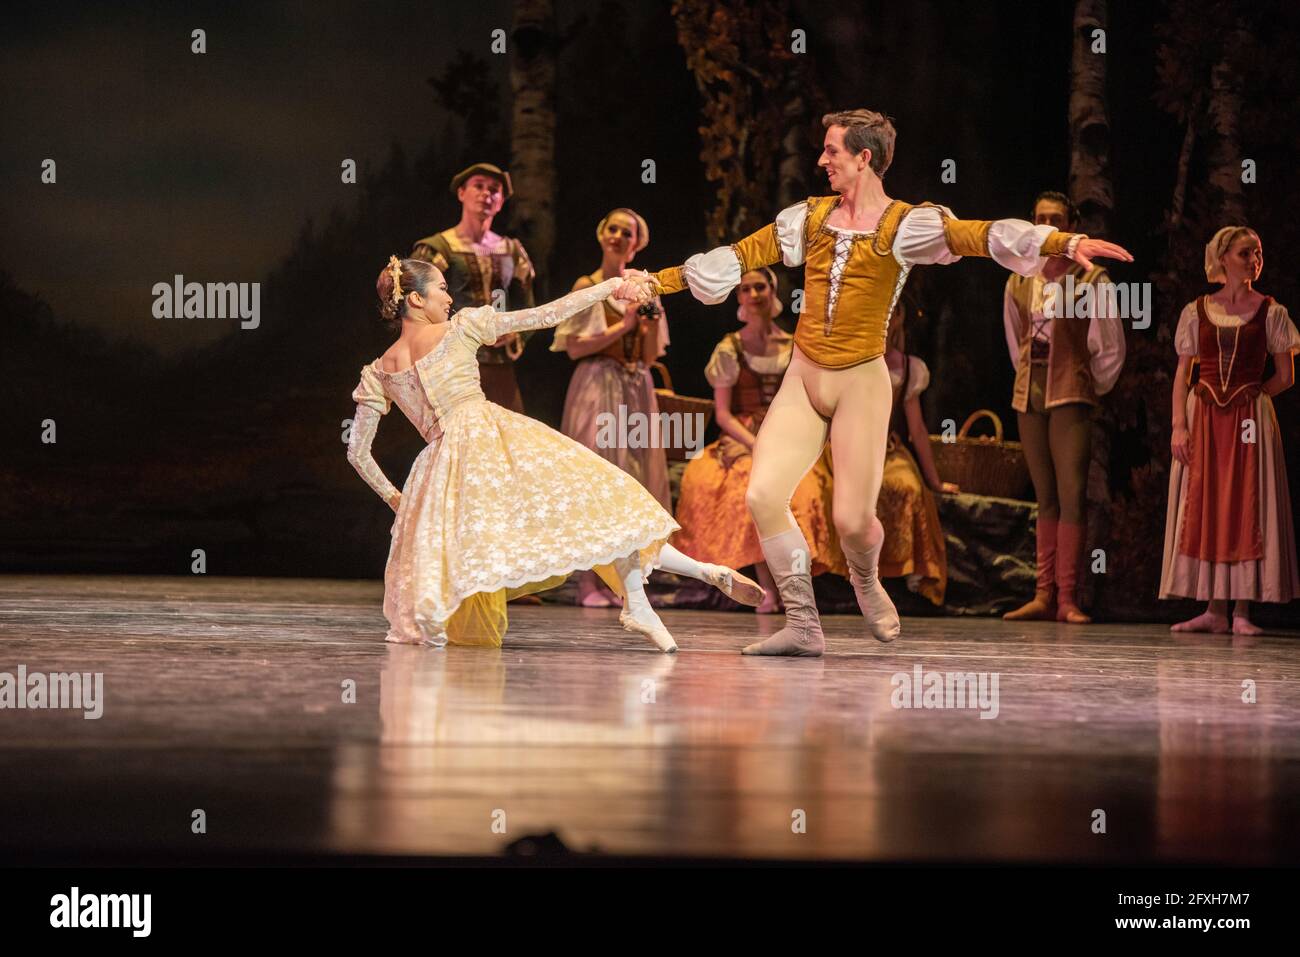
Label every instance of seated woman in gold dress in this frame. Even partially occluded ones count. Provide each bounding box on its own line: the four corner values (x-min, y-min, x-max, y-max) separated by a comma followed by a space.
869, 305, 956, 606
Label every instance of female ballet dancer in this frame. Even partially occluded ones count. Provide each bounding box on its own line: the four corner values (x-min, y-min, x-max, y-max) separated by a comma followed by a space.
346, 257, 763, 652
1159, 226, 1299, 633
645, 108, 1132, 656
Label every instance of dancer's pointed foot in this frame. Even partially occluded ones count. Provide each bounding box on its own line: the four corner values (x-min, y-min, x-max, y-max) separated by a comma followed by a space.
848, 567, 900, 642
702, 563, 766, 607
1232, 615, 1264, 636
620, 605, 677, 653
754, 593, 782, 615
1003, 592, 1057, 621
842, 525, 901, 643
1056, 601, 1092, 624
1171, 611, 1230, 634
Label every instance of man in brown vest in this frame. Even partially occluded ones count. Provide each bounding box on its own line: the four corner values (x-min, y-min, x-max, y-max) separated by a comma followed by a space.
1002, 191, 1126, 623
411, 163, 536, 413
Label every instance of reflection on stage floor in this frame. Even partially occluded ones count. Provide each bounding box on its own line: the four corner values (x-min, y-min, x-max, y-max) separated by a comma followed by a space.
1, 575, 1297, 863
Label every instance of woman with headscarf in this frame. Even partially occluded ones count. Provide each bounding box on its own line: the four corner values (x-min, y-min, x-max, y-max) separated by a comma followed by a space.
551, 208, 672, 606
1160, 226, 1300, 634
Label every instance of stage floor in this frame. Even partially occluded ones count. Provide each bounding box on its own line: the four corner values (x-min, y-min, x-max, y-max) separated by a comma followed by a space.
1, 575, 1297, 864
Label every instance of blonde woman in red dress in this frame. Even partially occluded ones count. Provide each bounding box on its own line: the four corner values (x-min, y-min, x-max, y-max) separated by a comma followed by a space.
1160, 227, 1300, 634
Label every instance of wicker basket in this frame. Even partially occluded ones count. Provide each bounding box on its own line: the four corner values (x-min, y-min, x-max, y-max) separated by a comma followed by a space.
928, 409, 1031, 500
650, 362, 715, 462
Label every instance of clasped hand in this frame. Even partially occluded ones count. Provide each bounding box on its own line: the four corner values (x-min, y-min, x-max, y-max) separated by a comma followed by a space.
611, 270, 657, 304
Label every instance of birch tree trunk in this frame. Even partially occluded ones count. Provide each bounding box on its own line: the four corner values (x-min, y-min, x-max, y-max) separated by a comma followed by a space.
1206, 26, 1249, 225
1069, 0, 1113, 238
1069, 0, 1115, 611
510, 0, 558, 295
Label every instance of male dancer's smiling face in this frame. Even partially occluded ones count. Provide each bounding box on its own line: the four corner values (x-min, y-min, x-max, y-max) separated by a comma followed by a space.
818, 125, 869, 192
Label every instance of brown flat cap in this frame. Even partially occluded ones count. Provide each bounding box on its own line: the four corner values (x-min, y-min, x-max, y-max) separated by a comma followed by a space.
450, 163, 513, 199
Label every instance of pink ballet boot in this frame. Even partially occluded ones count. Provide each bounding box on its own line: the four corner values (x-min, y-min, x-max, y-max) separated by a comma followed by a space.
741, 527, 825, 657
1055, 520, 1092, 624
841, 517, 901, 643
1004, 516, 1058, 621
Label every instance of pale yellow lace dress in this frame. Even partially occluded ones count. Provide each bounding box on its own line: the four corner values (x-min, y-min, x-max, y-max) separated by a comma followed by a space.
347, 278, 679, 647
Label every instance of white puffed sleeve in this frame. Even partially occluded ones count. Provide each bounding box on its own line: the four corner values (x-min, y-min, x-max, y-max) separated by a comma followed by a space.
904, 356, 931, 402
893, 205, 961, 266
772, 202, 808, 266
651, 297, 670, 359
704, 336, 741, 387
895, 205, 1064, 276
1003, 277, 1023, 371
549, 297, 607, 352
1087, 317, 1126, 396
1174, 302, 1199, 357
1266, 302, 1300, 354
1085, 269, 1126, 395
680, 202, 808, 304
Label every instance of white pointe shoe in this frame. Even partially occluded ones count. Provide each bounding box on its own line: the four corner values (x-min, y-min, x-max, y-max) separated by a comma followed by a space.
701, 564, 767, 607
619, 606, 678, 653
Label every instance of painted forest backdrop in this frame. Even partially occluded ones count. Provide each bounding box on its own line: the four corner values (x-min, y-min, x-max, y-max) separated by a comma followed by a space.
3, 0, 1299, 623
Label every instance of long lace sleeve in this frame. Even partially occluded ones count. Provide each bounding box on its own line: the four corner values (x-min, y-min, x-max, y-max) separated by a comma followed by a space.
458, 277, 623, 345
347, 366, 401, 511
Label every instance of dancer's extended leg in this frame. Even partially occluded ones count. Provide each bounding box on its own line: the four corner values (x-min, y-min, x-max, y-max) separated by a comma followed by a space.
654, 542, 766, 606
741, 362, 832, 656
828, 356, 899, 642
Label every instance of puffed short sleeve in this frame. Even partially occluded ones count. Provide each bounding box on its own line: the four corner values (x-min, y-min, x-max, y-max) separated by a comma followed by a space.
1266, 302, 1300, 354
452, 305, 500, 348
704, 336, 741, 388
1174, 302, 1199, 357
904, 356, 931, 402
351, 363, 391, 414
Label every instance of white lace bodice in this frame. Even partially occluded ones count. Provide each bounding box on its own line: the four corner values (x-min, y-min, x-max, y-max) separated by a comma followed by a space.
347, 278, 623, 508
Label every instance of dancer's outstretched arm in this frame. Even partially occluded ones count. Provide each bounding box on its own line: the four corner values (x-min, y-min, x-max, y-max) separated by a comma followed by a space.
644, 200, 1133, 299
893, 204, 1133, 275
461, 276, 653, 344
647, 204, 807, 303
347, 365, 402, 512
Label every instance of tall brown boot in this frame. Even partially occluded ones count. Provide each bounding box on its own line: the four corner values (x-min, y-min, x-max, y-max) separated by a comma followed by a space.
1004, 516, 1058, 621
840, 517, 901, 642
742, 527, 824, 657
1055, 520, 1091, 623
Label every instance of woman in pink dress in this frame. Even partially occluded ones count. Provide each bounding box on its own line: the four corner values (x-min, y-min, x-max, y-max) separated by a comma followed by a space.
1160, 227, 1300, 634
551, 208, 671, 606
346, 258, 763, 652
